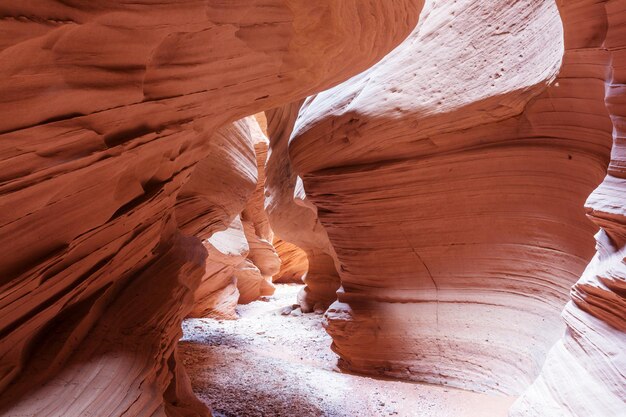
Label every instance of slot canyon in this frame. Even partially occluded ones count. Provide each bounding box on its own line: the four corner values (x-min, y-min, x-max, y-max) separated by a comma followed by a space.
0, 0, 624, 416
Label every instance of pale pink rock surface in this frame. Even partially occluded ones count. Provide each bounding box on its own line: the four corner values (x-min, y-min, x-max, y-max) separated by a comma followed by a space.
181, 118, 259, 320
265, 103, 342, 312
190, 118, 280, 316
288, 2, 621, 411
2, 1, 622, 416
510, 1, 626, 416
240, 125, 280, 296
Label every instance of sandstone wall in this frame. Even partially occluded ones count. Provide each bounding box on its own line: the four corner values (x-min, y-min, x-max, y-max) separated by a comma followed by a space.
272, 237, 308, 284
185, 118, 259, 319
240, 128, 280, 298
510, 1, 626, 415
289, 0, 615, 398
0, 1, 422, 415
190, 118, 280, 316
265, 103, 341, 312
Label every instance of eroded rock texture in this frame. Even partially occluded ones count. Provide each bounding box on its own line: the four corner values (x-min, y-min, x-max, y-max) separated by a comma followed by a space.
190, 218, 244, 320
272, 237, 308, 284
186, 118, 258, 319
511, 1, 626, 416
239, 129, 280, 301
289, 0, 617, 399
191, 120, 280, 316
265, 103, 341, 313
0, 1, 422, 415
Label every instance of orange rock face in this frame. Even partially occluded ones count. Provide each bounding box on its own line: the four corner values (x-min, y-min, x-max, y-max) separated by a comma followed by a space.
289, 0, 618, 401
186, 118, 260, 319
2, 0, 623, 416
511, 1, 626, 416
239, 128, 280, 299
190, 219, 243, 320
0, 1, 421, 415
265, 103, 342, 312
190, 118, 279, 316
272, 237, 308, 284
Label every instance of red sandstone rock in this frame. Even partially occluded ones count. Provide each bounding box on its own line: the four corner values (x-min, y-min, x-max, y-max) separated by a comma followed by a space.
240, 126, 280, 289
272, 237, 308, 284
0, 1, 421, 415
189, 118, 279, 316
2, 1, 622, 416
191, 223, 243, 320
265, 103, 342, 313
186, 118, 258, 319
289, 0, 618, 402
511, 2, 626, 416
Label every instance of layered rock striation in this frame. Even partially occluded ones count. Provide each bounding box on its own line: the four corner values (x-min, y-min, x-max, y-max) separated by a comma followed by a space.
511, 1, 626, 415
0, 1, 422, 415
185, 118, 261, 319
272, 237, 308, 284
289, 0, 616, 398
190, 118, 280, 316
239, 129, 280, 297
265, 103, 341, 312
2, 1, 621, 416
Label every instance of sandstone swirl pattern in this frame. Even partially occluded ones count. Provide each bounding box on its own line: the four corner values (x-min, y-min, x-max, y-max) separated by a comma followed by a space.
271, 237, 308, 284
289, 0, 619, 402
185, 118, 274, 319
0, 1, 422, 416
238, 127, 280, 304
511, 1, 626, 416
265, 103, 341, 312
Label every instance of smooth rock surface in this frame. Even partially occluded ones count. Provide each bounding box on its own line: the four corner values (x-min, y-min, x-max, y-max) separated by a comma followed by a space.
265, 102, 341, 313
2, 1, 623, 416
239, 127, 279, 300
191, 118, 280, 316
511, 1, 626, 415
272, 237, 308, 284
0, 1, 422, 415
183, 118, 257, 319
289, 0, 615, 399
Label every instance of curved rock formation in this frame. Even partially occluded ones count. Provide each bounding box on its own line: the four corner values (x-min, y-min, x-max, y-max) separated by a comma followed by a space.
240, 127, 280, 289
190, 219, 243, 320
289, 0, 615, 397
175, 119, 257, 241
190, 118, 280, 316
272, 237, 308, 284
265, 102, 341, 313
185, 118, 257, 319
0, 1, 422, 415
511, 1, 626, 416
4, 0, 620, 415
230, 216, 274, 306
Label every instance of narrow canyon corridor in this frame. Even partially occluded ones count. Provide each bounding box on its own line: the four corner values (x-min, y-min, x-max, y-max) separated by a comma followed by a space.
0, 1, 624, 417
180, 285, 515, 417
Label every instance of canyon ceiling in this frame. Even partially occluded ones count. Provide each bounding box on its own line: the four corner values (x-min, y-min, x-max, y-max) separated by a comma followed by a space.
0, 1, 624, 417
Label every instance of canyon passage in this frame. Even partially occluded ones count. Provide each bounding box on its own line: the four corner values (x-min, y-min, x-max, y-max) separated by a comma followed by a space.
0, 1, 624, 417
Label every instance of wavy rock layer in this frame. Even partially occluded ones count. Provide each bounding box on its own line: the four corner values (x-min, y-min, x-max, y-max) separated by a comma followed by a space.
265, 103, 341, 312
511, 1, 626, 416
240, 130, 280, 297
191, 120, 279, 316
290, 0, 614, 396
186, 119, 257, 319
272, 237, 308, 284
190, 220, 243, 320
0, 1, 422, 415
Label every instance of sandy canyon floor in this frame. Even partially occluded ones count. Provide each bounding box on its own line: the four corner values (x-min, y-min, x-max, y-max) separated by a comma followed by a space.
180, 285, 516, 417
